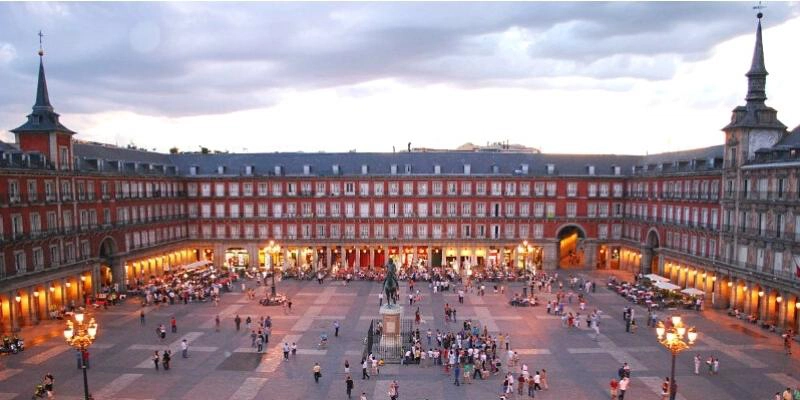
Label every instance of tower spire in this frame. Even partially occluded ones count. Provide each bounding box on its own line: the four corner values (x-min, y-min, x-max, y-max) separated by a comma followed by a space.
34, 30, 53, 112
745, 9, 768, 104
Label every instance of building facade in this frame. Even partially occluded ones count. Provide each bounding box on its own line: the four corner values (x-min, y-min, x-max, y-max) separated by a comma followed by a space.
1, 15, 798, 334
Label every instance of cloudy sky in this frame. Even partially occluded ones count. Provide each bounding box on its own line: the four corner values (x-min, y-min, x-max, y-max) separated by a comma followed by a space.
1, 2, 799, 155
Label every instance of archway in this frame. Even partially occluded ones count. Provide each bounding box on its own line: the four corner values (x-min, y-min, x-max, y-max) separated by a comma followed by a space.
98, 237, 118, 287
557, 225, 586, 268
643, 229, 660, 275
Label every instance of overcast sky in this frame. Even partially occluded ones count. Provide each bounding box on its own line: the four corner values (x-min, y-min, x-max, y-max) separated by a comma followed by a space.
1, 2, 799, 155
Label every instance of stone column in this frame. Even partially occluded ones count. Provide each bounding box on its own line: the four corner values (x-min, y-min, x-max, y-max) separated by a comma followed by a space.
213, 243, 226, 268
743, 283, 752, 315
760, 290, 769, 322
283, 248, 290, 272
542, 242, 558, 271
61, 278, 68, 309
729, 281, 737, 310
778, 291, 788, 331
29, 289, 37, 324
247, 244, 259, 270
584, 242, 597, 270
326, 247, 332, 269
9, 291, 19, 332
369, 247, 375, 269
312, 249, 319, 273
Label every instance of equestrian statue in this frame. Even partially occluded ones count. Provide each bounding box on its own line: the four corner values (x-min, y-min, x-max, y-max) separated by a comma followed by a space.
382, 258, 399, 307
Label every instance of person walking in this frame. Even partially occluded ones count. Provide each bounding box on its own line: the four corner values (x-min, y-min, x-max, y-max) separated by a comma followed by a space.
234, 314, 242, 331
181, 339, 188, 358
313, 362, 322, 383
362, 358, 370, 380
609, 379, 619, 400
162, 349, 171, 371
256, 334, 264, 353
453, 363, 461, 386
541, 369, 549, 390
345, 375, 354, 399
618, 376, 629, 400
152, 351, 160, 371
693, 354, 701, 375
345, 360, 351, 374
334, 321, 340, 337
140, 310, 146, 326
171, 316, 177, 333
283, 343, 290, 360
215, 315, 220, 332
379, 292, 384, 307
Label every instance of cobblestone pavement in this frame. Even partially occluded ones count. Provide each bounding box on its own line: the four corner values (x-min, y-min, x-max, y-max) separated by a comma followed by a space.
1, 270, 798, 400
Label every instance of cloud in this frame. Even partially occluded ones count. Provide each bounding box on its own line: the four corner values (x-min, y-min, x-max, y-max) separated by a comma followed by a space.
0, 1, 797, 129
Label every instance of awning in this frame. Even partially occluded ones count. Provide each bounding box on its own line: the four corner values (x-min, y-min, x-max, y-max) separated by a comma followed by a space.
681, 288, 706, 297
654, 281, 681, 291
644, 274, 670, 283
182, 260, 212, 272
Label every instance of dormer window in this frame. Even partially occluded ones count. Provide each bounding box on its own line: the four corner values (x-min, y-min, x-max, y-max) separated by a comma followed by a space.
274, 165, 283, 176
245, 165, 253, 175
463, 164, 471, 175
361, 164, 369, 175
404, 164, 412, 174
613, 166, 621, 176
390, 164, 398, 175
217, 166, 225, 175
332, 164, 340, 175
587, 165, 595, 175
491, 165, 500, 174
546, 164, 555, 175
304, 165, 311, 175
434, 165, 441, 175
30, 115, 41, 125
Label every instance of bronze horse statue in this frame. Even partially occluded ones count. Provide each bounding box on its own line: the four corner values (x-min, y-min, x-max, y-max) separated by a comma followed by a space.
383, 258, 399, 306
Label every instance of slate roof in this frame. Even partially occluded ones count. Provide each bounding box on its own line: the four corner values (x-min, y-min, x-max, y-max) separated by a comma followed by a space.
775, 125, 800, 148
639, 145, 724, 166
73, 141, 173, 165
10, 58, 76, 135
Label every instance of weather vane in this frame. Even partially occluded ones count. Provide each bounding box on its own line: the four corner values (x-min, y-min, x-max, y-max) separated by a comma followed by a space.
753, 1, 766, 19
38, 30, 45, 56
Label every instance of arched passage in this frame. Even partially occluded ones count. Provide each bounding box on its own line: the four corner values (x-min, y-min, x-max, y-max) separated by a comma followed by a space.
643, 229, 660, 275
556, 224, 586, 268
98, 237, 118, 287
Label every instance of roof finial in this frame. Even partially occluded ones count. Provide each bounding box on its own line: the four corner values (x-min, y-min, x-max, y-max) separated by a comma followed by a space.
38, 30, 45, 57
753, 1, 766, 19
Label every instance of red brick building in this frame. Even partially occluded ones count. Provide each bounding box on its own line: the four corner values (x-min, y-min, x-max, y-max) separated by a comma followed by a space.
1, 15, 798, 334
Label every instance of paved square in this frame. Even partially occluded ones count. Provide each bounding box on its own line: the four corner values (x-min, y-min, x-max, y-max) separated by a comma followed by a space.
1, 270, 798, 400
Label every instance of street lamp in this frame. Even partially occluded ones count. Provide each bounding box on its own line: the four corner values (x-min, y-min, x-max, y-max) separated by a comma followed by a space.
656, 316, 697, 400
264, 241, 284, 302
64, 311, 98, 400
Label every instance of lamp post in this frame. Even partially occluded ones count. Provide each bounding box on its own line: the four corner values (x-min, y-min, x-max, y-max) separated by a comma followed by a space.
266, 241, 281, 298
656, 316, 698, 400
64, 311, 98, 400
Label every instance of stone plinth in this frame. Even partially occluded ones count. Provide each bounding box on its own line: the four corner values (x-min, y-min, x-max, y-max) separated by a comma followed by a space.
379, 305, 403, 349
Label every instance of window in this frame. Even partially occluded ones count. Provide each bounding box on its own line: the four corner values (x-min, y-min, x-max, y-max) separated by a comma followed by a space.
214, 183, 225, 197
258, 183, 268, 196
14, 250, 27, 272
374, 203, 384, 218
374, 224, 384, 239
447, 181, 458, 195
417, 182, 428, 196
418, 203, 428, 217
388, 182, 399, 196
566, 203, 577, 218
546, 182, 557, 197
360, 182, 370, 196
229, 183, 240, 197
345, 182, 356, 195
27, 180, 37, 202
463, 202, 474, 217
476, 182, 487, 196
519, 203, 529, 217
505, 182, 516, 196
598, 224, 608, 239
243, 183, 253, 196
546, 203, 556, 218
402, 182, 413, 196
432, 181, 443, 195
287, 182, 297, 196
461, 182, 472, 196
32, 248, 43, 269
534, 203, 544, 218
520, 182, 530, 196
533, 224, 544, 239
359, 202, 370, 218
587, 203, 597, 218
567, 182, 578, 197
491, 182, 502, 196
374, 182, 384, 196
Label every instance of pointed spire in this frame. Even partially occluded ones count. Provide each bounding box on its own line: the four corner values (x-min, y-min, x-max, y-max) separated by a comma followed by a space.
33, 57, 53, 112
745, 12, 768, 104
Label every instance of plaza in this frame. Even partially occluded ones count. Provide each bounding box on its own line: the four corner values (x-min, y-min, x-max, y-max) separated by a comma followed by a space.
1, 270, 798, 400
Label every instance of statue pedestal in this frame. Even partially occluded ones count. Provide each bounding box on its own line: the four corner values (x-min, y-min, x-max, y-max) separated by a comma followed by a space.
379, 305, 403, 349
